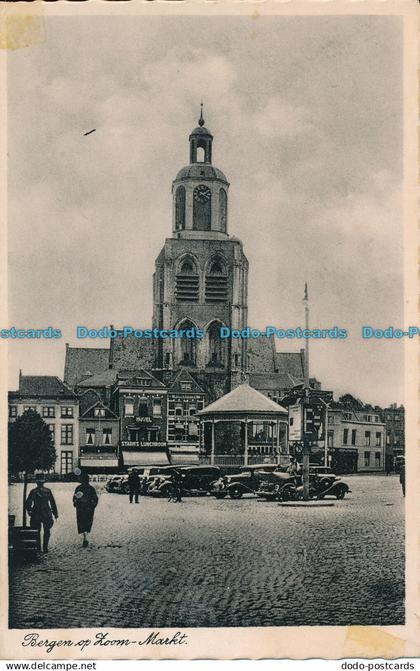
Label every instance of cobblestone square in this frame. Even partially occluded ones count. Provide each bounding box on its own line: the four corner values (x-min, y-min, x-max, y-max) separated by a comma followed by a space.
9, 475, 404, 628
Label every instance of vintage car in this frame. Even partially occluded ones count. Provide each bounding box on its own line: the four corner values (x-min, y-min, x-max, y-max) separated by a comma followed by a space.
256, 471, 298, 501
105, 475, 129, 494
139, 466, 180, 495
210, 464, 283, 499
308, 465, 334, 476
295, 472, 351, 500
147, 465, 221, 497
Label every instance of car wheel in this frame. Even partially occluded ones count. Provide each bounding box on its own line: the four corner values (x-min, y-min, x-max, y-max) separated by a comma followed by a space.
229, 486, 243, 499
336, 487, 346, 500
213, 493, 227, 499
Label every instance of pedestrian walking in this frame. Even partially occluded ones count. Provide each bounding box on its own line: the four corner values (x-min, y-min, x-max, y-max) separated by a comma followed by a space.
73, 473, 99, 548
399, 461, 405, 497
128, 468, 141, 504
25, 475, 58, 553
287, 457, 299, 485
168, 472, 183, 502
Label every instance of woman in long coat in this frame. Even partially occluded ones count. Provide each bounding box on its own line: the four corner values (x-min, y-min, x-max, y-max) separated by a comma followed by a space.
73, 473, 98, 547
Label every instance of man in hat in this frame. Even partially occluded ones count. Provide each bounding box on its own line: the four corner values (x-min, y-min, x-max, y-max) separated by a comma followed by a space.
127, 468, 141, 504
25, 475, 58, 553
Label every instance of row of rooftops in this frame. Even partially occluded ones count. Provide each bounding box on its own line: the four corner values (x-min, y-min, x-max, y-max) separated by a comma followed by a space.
9, 333, 403, 419
9, 369, 403, 421
10, 367, 206, 400
62, 333, 308, 388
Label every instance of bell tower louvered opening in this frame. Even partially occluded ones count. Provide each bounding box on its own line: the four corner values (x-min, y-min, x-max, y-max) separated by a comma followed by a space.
175, 259, 199, 303
205, 259, 228, 303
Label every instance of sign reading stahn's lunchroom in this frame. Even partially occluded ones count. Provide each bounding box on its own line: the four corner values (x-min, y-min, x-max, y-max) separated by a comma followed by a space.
121, 441, 167, 449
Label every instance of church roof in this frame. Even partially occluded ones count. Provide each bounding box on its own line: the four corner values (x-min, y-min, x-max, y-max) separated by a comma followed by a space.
175, 164, 228, 183
249, 372, 299, 391
64, 346, 110, 387
197, 383, 287, 416
109, 333, 155, 371
275, 351, 305, 379
247, 335, 277, 373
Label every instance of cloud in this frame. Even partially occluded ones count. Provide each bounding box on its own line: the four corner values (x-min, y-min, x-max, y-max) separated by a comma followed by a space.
252, 96, 316, 140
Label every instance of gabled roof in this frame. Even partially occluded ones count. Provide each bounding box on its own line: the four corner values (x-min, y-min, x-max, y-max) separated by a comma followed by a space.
197, 383, 287, 416
168, 368, 205, 395
64, 346, 110, 387
78, 389, 102, 413
79, 391, 119, 420
115, 368, 166, 389
19, 375, 76, 399
77, 369, 118, 388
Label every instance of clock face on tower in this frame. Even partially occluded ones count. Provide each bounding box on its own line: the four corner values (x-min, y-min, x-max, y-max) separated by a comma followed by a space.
194, 184, 211, 203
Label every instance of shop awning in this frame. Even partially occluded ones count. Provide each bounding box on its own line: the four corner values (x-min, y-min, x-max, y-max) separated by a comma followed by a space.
122, 450, 170, 467
168, 445, 200, 465
80, 457, 119, 468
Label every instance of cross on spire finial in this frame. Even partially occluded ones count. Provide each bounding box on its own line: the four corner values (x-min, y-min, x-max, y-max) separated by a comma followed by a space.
198, 100, 205, 127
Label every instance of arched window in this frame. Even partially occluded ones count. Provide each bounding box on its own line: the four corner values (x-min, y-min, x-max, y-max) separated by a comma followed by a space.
219, 188, 227, 232
175, 319, 197, 367
207, 321, 227, 368
193, 184, 211, 231
175, 186, 186, 230
205, 257, 228, 303
175, 257, 199, 303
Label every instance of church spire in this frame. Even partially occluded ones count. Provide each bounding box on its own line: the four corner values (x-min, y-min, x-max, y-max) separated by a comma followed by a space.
198, 101, 205, 127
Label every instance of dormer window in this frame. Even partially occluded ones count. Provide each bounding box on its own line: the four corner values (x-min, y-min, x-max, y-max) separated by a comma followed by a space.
180, 382, 192, 391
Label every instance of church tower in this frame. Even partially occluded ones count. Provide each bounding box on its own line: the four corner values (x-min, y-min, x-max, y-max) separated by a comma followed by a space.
152, 108, 248, 393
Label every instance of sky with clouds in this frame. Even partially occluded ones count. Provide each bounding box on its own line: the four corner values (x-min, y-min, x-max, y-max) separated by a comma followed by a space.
7, 14, 404, 406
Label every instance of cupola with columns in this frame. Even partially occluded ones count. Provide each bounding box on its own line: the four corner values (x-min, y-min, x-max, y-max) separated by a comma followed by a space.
172, 105, 229, 239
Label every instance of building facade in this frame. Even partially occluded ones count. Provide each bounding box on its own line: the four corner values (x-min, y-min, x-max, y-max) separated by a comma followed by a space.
327, 396, 386, 473
166, 368, 206, 464
8, 374, 79, 475
112, 369, 169, 468
383, 404, 405, 470
78, 389, 120, 473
